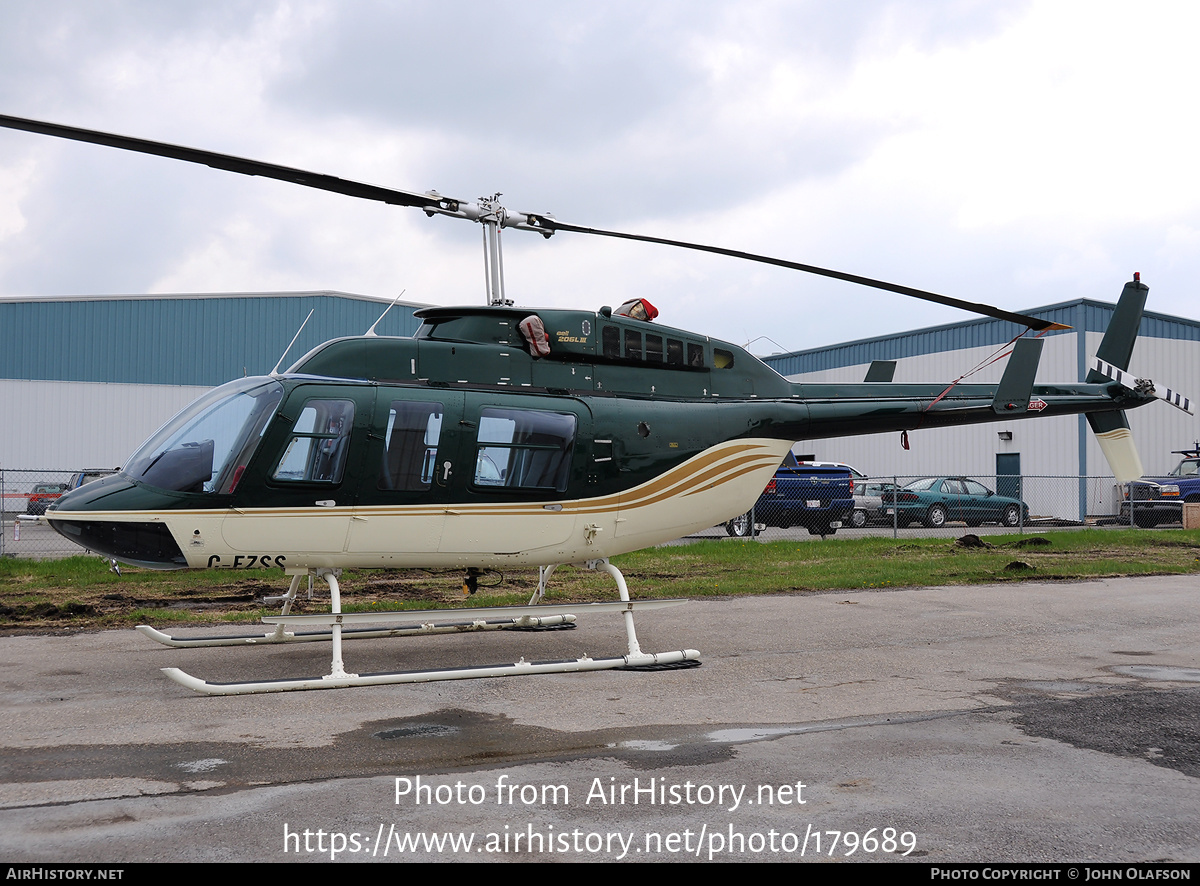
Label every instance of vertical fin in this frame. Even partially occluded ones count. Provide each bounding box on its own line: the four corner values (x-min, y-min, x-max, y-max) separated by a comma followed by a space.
1085, 276, 1149, 483
1089, 413, 1143, 483
1086, 277, 1147, 380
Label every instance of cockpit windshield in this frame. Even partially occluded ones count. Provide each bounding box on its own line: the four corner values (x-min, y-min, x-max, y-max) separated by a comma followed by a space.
124, 377, 285, 494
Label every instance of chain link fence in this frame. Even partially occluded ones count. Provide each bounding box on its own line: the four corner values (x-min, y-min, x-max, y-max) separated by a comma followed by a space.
711, 474, 1179, 542
1, 468, 118, 560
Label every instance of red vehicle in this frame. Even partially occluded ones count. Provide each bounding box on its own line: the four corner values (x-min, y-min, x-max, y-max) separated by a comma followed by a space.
25, 470, 117, 515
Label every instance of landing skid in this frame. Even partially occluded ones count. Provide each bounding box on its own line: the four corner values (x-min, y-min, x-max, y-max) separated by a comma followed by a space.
146, 561, 700, 695
163, 650, 699, 696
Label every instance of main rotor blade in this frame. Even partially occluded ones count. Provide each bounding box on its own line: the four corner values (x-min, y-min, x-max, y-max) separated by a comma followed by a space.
534, 217, 1065, 332
0, 113, 1073, 331
0, 113, 449, 211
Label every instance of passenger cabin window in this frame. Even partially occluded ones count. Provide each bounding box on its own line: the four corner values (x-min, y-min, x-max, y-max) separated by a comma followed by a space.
602, 326, 620, 359
379, 401, 443, 491
474, 407, 576, 492
602, 326, 702, 370
624, 329, 642, 360
273, 400, 355, 483
713, 348, 734, 369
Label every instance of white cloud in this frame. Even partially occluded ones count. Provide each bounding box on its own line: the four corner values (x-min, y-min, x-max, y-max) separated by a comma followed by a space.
2, 0, 1199, 348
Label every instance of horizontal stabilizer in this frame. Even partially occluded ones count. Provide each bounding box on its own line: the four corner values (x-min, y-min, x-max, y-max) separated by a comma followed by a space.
992, 337, 1044, 413
1090, 356, 1193, 414
864, 360, 897, 382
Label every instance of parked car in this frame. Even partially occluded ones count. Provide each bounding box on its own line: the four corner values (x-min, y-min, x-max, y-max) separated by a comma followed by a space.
724, 454, 853, 537
25, 469, 118, 515
66, 468, 118, 491
25, 482, 69, 515
849, 479, 900, 528
794, 458, 867, 480
882, 477, 1029, 528
1118, 449, 1200, 527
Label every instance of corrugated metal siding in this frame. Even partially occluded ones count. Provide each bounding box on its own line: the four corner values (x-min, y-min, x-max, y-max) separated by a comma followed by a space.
780, 325, 1200, 508
0, 292, 423, 386
763, 299, 1200, 378
1, 379, 208, 468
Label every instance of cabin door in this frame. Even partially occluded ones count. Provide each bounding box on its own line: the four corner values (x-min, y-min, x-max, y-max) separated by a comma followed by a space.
223, 384, 376, 556
345, 390, 465, 558
436, 393, 590, 556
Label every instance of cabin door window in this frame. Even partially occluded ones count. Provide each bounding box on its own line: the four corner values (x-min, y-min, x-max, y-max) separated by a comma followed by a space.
272, 399, 356, 484
473, 407, 577, 493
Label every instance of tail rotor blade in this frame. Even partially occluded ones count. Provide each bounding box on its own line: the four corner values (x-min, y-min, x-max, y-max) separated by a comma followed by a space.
1091, 356, 1193, 415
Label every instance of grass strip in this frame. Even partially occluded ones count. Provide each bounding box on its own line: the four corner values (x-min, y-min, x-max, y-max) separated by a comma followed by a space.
3, 529, 1199, 632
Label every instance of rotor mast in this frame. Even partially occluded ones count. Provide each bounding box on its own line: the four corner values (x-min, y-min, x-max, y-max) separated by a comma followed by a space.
422, 190, 555, 307
479, 194, 509, 306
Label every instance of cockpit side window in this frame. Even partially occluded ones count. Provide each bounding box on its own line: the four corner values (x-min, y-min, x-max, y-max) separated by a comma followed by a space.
272, 399, 355, 484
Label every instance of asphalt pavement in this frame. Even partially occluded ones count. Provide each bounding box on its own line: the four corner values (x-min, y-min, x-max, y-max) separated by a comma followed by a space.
1, 575, 1198, 863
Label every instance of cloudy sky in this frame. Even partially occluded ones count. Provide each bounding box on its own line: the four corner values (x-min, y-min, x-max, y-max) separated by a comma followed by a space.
2, 1, 1198, 354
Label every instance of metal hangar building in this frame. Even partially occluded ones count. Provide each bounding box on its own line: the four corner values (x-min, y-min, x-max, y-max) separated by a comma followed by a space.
0, 291, 424, 470
762, 297, 1200, 521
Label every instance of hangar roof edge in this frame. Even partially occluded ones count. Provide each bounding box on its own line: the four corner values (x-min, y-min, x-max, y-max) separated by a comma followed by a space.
0, 289, 432, 308
763, 297, 1200, 377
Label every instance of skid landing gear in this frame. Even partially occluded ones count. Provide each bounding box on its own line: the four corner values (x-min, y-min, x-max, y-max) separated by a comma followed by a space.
143, 561, 699, 695
136, 571, 574, 649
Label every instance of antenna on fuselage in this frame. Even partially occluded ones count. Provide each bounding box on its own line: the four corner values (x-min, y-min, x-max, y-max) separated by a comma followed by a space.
271, 309, 315, 377
364, 290, 407, 337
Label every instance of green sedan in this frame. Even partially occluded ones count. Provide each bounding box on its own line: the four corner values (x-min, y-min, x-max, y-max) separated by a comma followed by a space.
883, 477, 1029, 528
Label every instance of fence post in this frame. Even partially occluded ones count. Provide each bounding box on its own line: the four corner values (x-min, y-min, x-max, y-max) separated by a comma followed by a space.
1018, 474, 1024, 534
0, 467, 5, 558
892, 475, 898, 539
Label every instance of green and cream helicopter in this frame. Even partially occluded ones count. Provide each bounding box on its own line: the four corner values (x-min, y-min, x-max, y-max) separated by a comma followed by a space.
1, 114, 1187, 695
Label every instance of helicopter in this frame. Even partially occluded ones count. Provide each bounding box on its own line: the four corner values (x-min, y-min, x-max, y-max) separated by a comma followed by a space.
0, 113, 1187, 696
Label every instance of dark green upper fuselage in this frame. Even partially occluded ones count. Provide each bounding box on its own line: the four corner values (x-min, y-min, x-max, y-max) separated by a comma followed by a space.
48, 302, 1150, 570
292, 305, 797, 401
57, 304, 1149, 518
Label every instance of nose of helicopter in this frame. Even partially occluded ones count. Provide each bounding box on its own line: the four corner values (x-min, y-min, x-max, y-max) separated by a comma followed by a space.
46, 474, 188, 569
